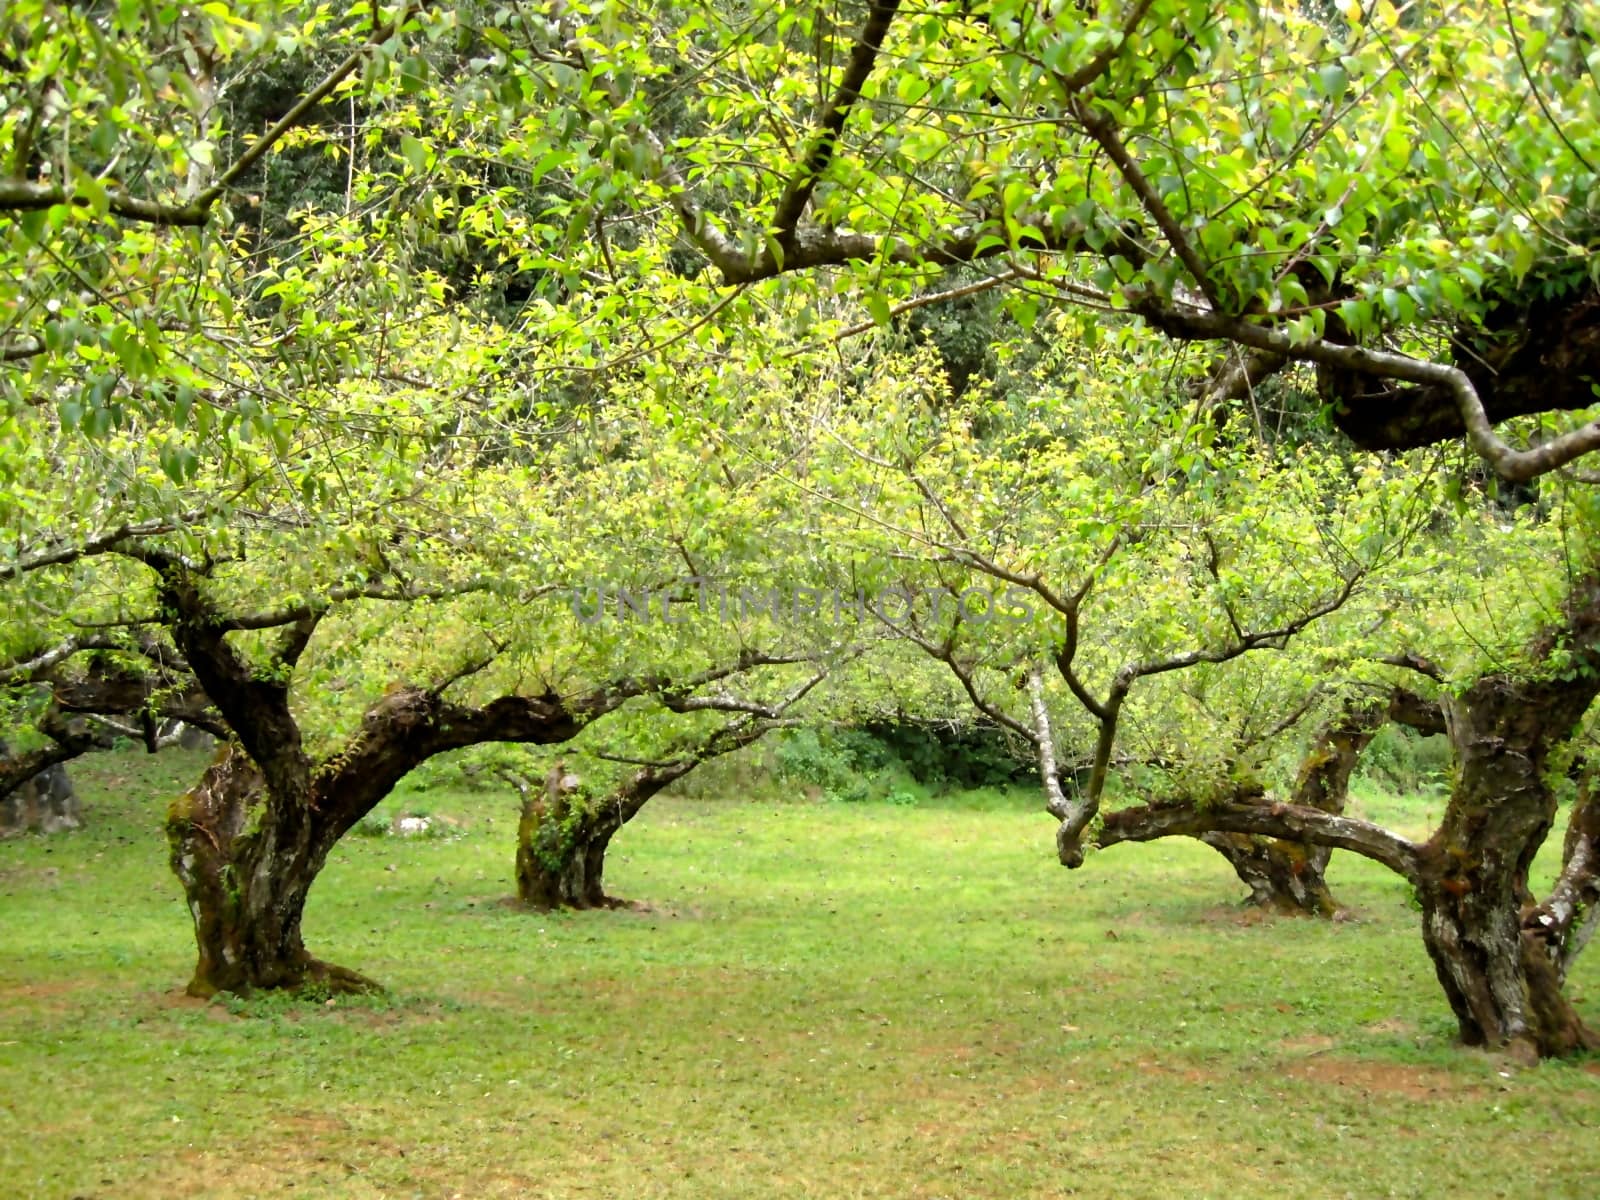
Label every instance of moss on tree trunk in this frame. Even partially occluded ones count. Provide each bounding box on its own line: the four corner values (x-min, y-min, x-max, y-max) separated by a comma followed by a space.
1202, 702, 1386, 916
167, 747, 378, 996
515, 762, 670, 911
1414, 673, 1599, 1057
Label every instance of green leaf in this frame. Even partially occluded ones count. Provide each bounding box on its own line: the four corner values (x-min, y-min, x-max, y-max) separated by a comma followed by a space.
400, 134, 430, 174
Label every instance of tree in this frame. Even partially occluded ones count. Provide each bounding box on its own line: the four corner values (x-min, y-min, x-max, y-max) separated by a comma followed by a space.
167, 647, 809, 994
508, 661, 829, 909
1196, 683, 1446, 914
131, 432, 840, 994
540, 0, 1600, 481
1082, 573, 1600, 1058
0, 753, 77, 835
0, 2, 406, 227
672, 322, 1586, 1053
0, 630, 223, 819
495, 0, 1600, 1052
701, 331, 1442, 912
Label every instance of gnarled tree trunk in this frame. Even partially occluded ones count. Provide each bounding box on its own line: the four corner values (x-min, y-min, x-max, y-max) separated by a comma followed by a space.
515, 763, 640, 910
1414, 673, 1599, 1058
164, 684, 594, 995
0, 750, 79, 835
514, 710, 800, 910
167, 746, 374, 997
1201, 701, 1385, 915
1200, 829, 1341, 916
1076, 574, 1600, 1057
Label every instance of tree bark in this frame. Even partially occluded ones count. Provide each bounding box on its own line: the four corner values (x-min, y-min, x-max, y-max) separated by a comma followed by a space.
1413, 670, 1600, 1058
513, 708, 800, 910
0, 741, 80, 835
142, 553, 798, 993
1321, 282, 1600, 453
1200, 829, 1340, 916
1200, 702, 1385, 915
163, 683, 603, 994
1526, 770, 1600, 985
167, 745, 375, 996
1079, 575, 1600, 1056
514, 763, 646, 910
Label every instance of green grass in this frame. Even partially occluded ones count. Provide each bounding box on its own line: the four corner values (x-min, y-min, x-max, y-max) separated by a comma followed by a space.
2, 749, 1597, 1199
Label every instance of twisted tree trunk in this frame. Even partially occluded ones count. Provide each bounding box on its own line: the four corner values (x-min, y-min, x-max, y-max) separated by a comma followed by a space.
1414, 672, 1599, 1057
1200, 829, 1340, 916
514, 762, 655, 910
168, 746, 374, 995
0, 746, 79, 835
515, 714, 792, 909
1202, 702, 1386, 915
165, 683, 593, 995
1080, 577, 1600, 1057
144, 553, 794, 994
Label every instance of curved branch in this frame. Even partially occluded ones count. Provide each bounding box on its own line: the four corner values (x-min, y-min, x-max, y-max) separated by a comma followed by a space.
1057, 0, 1158, 92
1137, 298, 1600, 482
1093, 795, 1425, 884
0, 636, 125, 685
0, 513, 208, 580
1077, 100, 1221, 309
1528, 775, 1600, 982
0, 6, 409, 227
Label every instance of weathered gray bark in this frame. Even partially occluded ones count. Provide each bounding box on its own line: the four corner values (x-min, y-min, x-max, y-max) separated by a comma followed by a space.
0, 750, 79, 835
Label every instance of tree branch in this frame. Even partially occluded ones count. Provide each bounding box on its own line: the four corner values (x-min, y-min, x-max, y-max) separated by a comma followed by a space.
0, 635, 125, 685
0, 513, 208, 580
1054, 0, 1158, 95
1528, 772, 1600, 981
1093, 794, 1425, 883
1135, 297, 1600, 482
1076, 101, 1222, 310
215, 577, 500, 633
0, 6, 409, 227
769, 1, 903, 245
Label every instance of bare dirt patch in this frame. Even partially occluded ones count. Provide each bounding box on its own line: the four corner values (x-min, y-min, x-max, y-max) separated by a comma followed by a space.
1131, 1057, 1218, 1084
279, 1111, 352, 1135
0, 976, 96, 1018
1362, 1016, 1418, 1036
1285, 1056, 1485, 1100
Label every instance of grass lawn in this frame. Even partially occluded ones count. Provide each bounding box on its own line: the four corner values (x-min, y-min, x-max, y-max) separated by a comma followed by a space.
2, 748, 1597, 1199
